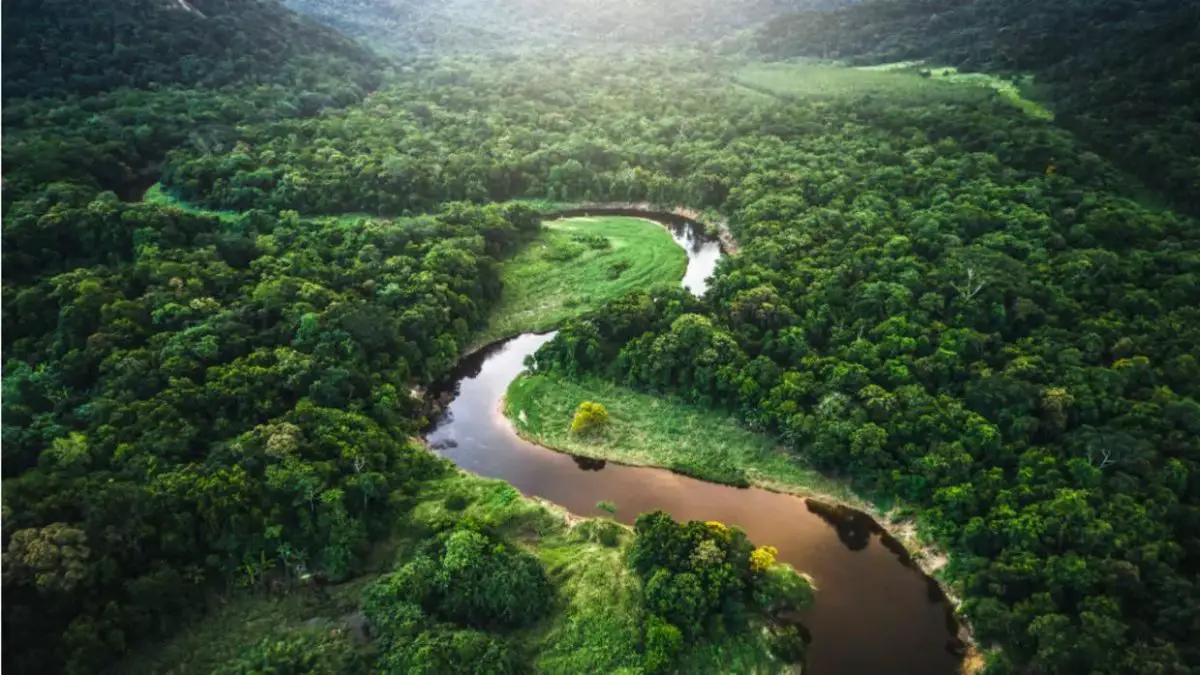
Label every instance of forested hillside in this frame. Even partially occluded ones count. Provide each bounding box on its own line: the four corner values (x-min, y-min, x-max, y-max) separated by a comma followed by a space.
4, 1, 1200, 674
749, 0, 1200, 216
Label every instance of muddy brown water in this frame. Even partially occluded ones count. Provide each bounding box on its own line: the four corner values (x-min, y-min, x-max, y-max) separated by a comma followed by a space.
426, 218, 963, 675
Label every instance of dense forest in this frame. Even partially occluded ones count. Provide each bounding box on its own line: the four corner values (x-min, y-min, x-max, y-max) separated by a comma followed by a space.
749, 0, 1200, 217
4, 0, 1200, 673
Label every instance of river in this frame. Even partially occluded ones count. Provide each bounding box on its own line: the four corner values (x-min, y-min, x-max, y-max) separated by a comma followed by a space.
426, 215, 964, 675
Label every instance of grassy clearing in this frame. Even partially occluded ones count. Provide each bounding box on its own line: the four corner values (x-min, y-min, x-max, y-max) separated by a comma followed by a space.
733, 60, 986, 106
505, 373, 857, 504
734, 60, 1052, 120
854, 61, 1053, 119
479, 216, 687, 344
122, 468, 784, 674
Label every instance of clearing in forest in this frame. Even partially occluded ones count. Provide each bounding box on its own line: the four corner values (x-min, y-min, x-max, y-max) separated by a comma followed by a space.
480, 216, 687, 344
505, 373, 857, 503
732, 60, 982, 105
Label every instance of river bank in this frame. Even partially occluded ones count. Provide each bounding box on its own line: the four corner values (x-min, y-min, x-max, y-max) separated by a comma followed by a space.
501, 371, 982, 670
542, 202, 740, 255
425, 332, 970, 675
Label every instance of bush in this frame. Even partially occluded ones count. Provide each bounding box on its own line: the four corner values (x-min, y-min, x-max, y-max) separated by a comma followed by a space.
571, 233, 611, 249
752, 564, 814, 615
642, 615, 683, 674
573, 518, 622, 547
569, 401, 610, 434
544, 239, 586, 261
607, 259, 632, 279
362, 557, 439, 636
379, 627, 519, 675
212, 629, 365, 675
433, 529, 552, 629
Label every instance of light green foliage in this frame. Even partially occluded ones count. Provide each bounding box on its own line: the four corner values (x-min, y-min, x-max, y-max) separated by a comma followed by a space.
733, 61, 988, 105
852, 61, 1052, 119
568, 400, 610, 434
481, 217, 686, 343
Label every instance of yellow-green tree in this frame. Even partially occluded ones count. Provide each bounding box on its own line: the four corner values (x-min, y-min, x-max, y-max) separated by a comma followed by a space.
569, 401, 609, 434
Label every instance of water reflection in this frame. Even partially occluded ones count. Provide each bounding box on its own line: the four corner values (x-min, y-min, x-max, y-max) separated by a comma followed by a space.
572, 455, 607, 471
806, 499, 882, 552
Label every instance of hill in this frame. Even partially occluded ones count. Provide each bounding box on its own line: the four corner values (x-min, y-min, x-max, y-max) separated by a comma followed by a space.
748, 0, 1200, 216
284, 0, 857, 55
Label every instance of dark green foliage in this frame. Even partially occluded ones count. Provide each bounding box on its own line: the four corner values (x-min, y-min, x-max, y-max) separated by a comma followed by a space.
766, 624, 807, 663
360, 529, 547, 673
364, 529, 551, 632
379, 627, 520, 675
529, 56, 1200, 673
5, 2, 1200, 671
627, 512, 810, 671
432, 529, 553, 629
2, 0, 384, 100
750, 0, 1200, 217
571, 233, 611, 250
1, 197, 538, 671
607, 260, 632, 279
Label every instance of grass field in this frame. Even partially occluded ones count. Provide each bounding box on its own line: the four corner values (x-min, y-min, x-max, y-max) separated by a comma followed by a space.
121, 467, 787, 674
733, 60, 986, 106
478, 216, 687, 344
733, 60, 1052, 119
505, 373, 857, 503
857, 61, 1054, 120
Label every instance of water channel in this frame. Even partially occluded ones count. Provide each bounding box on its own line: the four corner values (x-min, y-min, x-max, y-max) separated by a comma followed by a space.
426, 212, 963, 675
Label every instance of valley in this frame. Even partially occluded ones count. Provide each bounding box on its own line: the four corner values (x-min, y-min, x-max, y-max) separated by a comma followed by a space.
3, 1, 1198, 674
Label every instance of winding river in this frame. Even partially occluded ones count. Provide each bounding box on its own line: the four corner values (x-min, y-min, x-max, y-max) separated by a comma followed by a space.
427, 214, 964, 675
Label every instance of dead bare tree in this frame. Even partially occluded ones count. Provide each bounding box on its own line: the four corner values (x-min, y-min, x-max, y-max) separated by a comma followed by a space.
953, 268, 987, 302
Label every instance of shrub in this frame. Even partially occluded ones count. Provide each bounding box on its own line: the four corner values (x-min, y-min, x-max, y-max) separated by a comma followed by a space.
379, 627, 518, 675
573, 518, 622, 547
642, 615, 683, 674
212, 629, 364, 675
362, 556, 439, 634
434, 529, 552, 629
569, 401, 610, 434
543, 239, 586, 261
571, 233, 610, 249
444, 492, 469, 511
607, 260, 631, 279
752, 564, 814, 615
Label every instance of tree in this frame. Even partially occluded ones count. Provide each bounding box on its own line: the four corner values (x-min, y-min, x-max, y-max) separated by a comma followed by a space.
3, 523, 91, 594
569, 401, 610, 434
